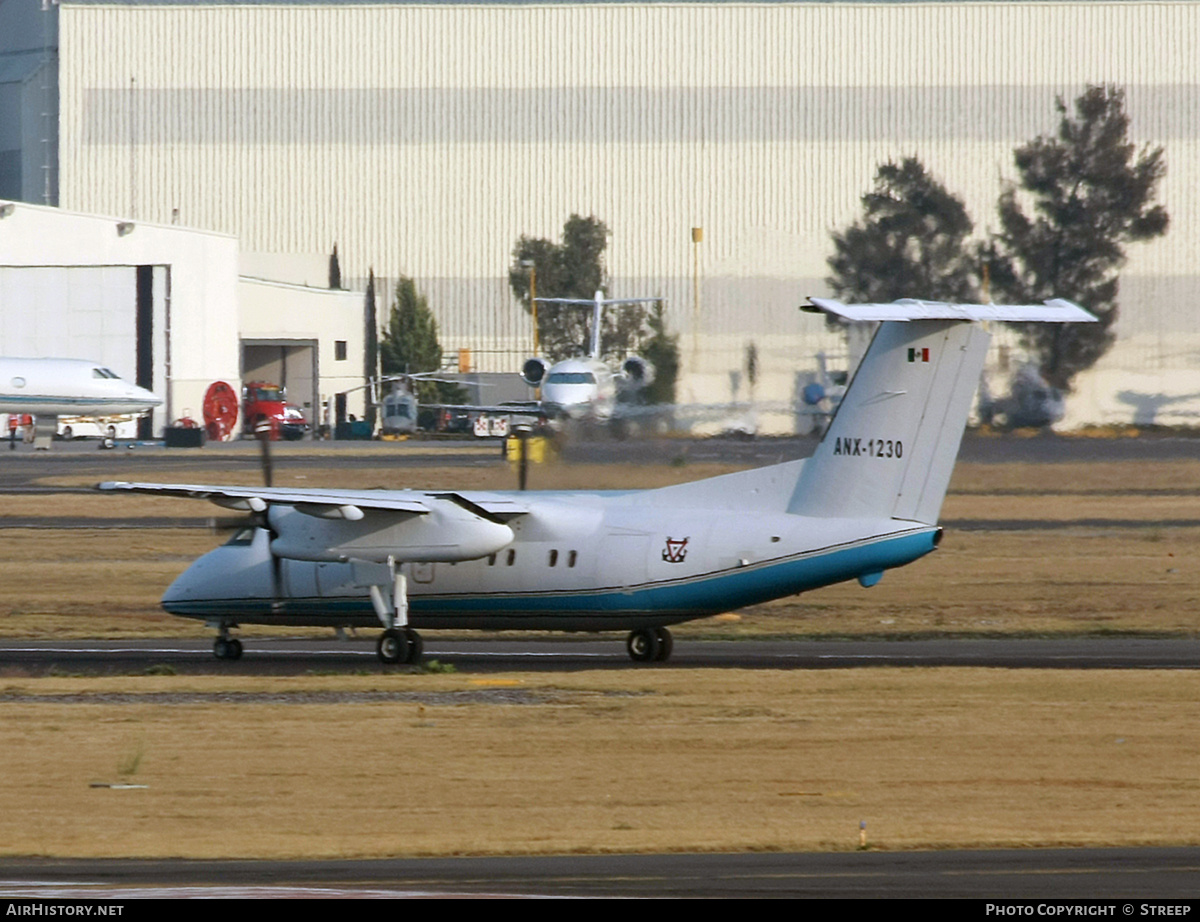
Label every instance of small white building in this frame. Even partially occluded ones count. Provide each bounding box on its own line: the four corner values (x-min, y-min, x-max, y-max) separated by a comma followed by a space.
0, 200, 368, 436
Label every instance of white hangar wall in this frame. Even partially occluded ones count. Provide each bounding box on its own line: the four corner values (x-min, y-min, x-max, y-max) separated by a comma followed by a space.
0, 201, 369, 435
53, 1, 1200, 427
0, 200, 241, 434
239, 277, 370, 425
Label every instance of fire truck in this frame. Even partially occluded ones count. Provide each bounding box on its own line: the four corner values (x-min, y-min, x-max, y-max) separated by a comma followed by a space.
242, 381, 309, 441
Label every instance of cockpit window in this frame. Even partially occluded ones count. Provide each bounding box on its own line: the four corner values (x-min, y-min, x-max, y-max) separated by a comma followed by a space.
546, 372, 596, 385
92, 368, 119, 379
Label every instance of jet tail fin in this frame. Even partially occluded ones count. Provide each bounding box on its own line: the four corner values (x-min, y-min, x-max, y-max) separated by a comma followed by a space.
788, 299, 1094, 524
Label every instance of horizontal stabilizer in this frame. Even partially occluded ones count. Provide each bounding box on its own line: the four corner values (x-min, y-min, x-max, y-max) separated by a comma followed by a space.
805, 298, 1096, 324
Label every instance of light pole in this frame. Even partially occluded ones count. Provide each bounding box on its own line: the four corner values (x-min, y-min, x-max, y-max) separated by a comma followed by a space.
691, 227, 703, 392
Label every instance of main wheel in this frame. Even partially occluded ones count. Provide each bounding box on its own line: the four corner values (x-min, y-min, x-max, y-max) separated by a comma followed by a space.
377, 629, 405, 664
227, 638, 243, 660
405, 628, 424, 664
653, 627, 673, 662
626, 628, 660, 663
213, 637, 231, 660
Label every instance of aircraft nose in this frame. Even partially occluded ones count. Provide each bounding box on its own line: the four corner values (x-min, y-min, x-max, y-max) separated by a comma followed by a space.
133, 385, 163, 408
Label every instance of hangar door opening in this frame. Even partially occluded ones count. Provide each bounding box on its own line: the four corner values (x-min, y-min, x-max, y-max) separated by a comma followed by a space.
0, 265, 168, 437
241, 339, 317, 427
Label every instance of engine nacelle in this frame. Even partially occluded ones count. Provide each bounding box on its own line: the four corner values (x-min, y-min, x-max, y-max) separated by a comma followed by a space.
522, 357, 551, 387
621, 356, 656, 387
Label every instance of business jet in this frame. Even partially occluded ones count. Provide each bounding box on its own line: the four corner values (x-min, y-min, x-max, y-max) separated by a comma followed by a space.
520, 290, 659, 421
99, 298, 1093, 664
0, 357, 162, 417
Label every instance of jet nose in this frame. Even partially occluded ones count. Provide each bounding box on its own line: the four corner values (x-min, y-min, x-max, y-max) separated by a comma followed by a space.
132, 385, 164, 408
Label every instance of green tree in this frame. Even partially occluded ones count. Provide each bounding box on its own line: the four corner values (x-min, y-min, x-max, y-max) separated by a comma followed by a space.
638, 301, 680, 405
510, 214, 648, 362
986, 85, 1169, 391
380, 276, 464, 404
363, 268, 378, 428
827, 157, 977, 306
328, 243, 342, 290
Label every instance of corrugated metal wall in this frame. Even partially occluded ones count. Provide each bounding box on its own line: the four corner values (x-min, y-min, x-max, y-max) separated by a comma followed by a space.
54, 2, 1200, 420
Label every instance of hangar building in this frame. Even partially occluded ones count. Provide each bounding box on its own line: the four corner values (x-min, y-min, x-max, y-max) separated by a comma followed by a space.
0, 201, 368, 435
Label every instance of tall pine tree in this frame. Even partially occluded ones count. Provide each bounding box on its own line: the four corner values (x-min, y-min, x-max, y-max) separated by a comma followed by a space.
986, 85, 1168, 391
827, 157, 977, 304
380, 276, 463, 404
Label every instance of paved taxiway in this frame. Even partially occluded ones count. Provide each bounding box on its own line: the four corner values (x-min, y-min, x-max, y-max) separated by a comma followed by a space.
2, 848, 1200, 898
4, 636, 1200, 675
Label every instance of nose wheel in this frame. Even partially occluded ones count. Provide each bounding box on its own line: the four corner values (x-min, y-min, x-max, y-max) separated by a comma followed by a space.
213, 636, 243, 660
626, 627, 673, 663
377, 628, 423, 665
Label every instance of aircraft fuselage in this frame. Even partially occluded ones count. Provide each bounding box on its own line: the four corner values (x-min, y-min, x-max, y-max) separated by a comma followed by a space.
162, 489, 939, 632
0, 357, 161, 416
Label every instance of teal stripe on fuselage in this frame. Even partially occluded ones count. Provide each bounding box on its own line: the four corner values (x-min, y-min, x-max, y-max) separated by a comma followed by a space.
0, 395, 145, 409
163, 528, 938, 630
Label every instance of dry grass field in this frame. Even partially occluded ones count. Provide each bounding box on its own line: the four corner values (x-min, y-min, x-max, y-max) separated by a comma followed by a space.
0, 669, 1197, 858
0, 444, 1198, 858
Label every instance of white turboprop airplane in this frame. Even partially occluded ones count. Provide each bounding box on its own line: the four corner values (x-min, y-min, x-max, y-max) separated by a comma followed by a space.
0, 357, 162, 417
520, 290, 659, 421
99, 298, 1093, 664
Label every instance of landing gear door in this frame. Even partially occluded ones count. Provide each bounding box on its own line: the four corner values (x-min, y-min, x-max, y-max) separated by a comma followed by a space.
315, 560, 390, 597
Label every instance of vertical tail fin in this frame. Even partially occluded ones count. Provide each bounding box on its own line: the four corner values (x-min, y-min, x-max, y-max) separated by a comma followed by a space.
789, 299, 1095, 524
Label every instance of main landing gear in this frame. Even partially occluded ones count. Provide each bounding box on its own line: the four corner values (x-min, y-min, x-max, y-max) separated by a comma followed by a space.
376, 627, 423, 665
626, 627, 673, 663
370, 561, 424, 666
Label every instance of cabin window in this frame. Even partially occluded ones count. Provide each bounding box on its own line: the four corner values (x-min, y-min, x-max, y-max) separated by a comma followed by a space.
10, 377, 24, 388
568, 550, 577, 568
487, 554, 496, 566
506, 549, 516, 566
335, 340, 347, 361
548, 549, 558, 567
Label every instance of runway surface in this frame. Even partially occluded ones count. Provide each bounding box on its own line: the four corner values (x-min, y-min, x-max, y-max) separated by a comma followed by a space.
2, 848, 1199, 898
3, 636, 1200, 675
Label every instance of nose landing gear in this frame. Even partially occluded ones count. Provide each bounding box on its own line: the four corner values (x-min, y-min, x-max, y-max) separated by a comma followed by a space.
211, 623, 243, 660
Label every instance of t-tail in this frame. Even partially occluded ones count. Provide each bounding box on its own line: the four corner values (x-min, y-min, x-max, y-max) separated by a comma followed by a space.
789, 298, 1096, 525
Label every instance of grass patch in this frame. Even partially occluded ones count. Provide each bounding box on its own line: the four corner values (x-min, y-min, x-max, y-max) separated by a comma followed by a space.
1, 669, 1198, 858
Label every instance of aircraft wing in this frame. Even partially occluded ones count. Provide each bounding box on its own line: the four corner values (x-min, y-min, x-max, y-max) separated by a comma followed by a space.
422, 402, 543, 416
806, 297, 1096, 323
96, 481, 529, 520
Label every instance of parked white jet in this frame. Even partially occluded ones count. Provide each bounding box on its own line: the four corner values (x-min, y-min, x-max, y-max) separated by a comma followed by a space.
521, 290, 659, 421
0, 357, 162, 417
99, 298, 1093, 664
